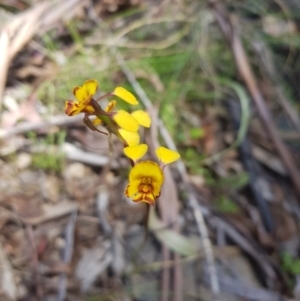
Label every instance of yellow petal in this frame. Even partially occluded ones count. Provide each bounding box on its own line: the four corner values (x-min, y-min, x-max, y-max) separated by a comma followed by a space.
123, 144, 148, 161
118, 129, 140, 146
65, 101, 80, 116
113, 87, 138, 105
113, 110, 139, 132
132, 192, 156, 206
73, 86, 88, 103
105, 100, 116, 112
125, 180, 141, 198
128, 161, 164, 197
82, 79, 98, 96
73, 79, 98, 103
131, 110, 151, 128
125, 161, 164, 206
155, 147, 180, 165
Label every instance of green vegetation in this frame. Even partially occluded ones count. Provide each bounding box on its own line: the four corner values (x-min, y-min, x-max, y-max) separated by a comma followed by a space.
215, 196, 239, 214
282, 252, 300, 276
28, 131, 66, 173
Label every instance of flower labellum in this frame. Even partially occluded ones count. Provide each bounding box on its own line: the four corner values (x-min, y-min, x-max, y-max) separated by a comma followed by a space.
124, 146, 180, 205
125, 161, 164, 206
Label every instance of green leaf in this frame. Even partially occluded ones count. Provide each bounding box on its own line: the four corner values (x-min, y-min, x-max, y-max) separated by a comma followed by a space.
148, 206, 199, 256
190, 127, 205, 139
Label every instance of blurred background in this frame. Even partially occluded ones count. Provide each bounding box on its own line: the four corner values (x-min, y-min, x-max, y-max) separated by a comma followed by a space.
0, 0, 300, 300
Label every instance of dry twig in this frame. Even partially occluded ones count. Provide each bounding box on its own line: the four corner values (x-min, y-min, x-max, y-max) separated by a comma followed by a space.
57, 210, 77, 301
26, 225, 43, 299
0, 114, 82, 139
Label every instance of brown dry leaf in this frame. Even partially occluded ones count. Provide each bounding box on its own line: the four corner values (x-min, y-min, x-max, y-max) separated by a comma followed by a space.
11, 193, 43, 219
21, 201, 78, 226
63, 163, 99, 209
273, 204, 298, 243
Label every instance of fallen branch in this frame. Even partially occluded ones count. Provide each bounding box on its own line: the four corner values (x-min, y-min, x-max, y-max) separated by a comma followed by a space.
0, 114, 82, 139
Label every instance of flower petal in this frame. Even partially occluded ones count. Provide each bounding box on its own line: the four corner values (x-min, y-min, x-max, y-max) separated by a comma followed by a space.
123, 144, 148, 161
125, 179, 141, 198
73, 79, 98, 103
105, 100, 116, 112
113, 110, 139, 132
118, 129, 140, 146
85, 105, 96, 114
125, 181, 156, 206
125, 161, 164, 206
132, 192, 155, 206
131, 110, 151, 128
155, 147, 180, 165
113, 87, 138, 105
83, 79, 98, 96
128, 161, 164, 188
65, 101, 80, 116
73, 86, 88, 103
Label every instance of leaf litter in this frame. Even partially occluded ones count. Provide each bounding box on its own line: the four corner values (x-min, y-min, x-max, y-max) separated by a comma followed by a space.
0, 0, 300, 300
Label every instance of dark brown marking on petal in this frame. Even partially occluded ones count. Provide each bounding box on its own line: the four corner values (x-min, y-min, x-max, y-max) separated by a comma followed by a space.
72, 87, 80, 97
65, 101, 77, 116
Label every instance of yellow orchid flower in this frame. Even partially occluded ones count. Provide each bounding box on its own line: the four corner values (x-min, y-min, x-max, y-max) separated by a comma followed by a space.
124, 146, 180, 205
125, 161, 164, 206
64, 80, 152, 148
65, 81, 139, 117
65, 79, 98, 116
